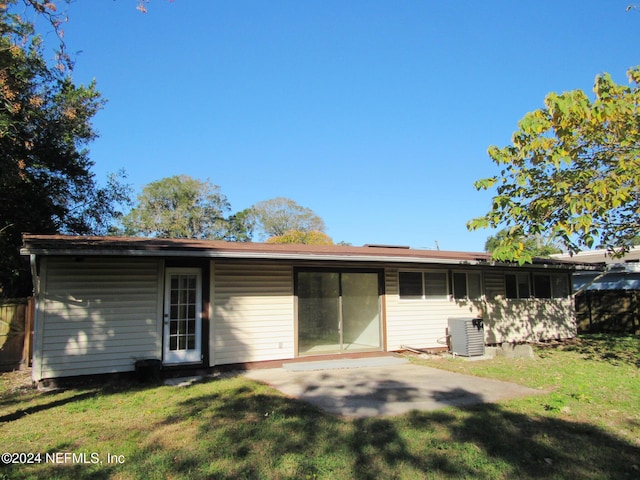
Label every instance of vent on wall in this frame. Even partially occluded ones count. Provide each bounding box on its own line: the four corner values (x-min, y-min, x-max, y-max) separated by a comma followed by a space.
447, 318, 485, 357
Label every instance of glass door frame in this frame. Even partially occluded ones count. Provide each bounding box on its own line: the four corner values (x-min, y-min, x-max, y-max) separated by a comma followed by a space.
294, 267, 385, 356
163, 267, 203, 364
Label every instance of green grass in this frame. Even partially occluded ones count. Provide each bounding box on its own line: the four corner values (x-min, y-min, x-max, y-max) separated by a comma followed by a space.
1, 334, 639, 479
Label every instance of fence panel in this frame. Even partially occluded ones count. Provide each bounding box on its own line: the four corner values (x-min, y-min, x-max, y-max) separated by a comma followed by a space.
576, 290, 640, 334
0, 298, 31, 371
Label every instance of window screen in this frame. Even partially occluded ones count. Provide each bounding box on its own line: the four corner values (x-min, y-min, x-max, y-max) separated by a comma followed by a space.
552, 274, 570, 298
468, 272, 482, 299
534, 275, 552, 298
399, 272, 423, 299
453, 272, 467, 299
505, 273, 530, 299
424, 272, 448, 299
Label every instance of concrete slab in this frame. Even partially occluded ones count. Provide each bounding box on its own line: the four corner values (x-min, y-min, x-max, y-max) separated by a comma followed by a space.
244, 361, 541, 418
282, 356, 408, 371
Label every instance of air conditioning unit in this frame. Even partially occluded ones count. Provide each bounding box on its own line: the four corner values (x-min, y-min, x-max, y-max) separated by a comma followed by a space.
448, 317, 485, 357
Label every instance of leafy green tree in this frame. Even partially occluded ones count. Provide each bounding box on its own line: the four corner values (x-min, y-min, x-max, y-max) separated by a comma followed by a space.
468, 67, 640, 264
266, 230, 334, 245
122, 175, 230, 239
484, 229, 562, 258
0, 2, 130, 296
224, 208, 255, 242
251, 197, 326, 240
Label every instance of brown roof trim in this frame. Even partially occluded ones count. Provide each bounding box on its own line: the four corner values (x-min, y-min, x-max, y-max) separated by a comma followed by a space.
21, 234, 492, 262
20, 234, 574, 268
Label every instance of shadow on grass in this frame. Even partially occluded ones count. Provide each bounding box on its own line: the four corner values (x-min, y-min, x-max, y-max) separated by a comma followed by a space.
4, 374, 640, 479
0, 377, 165, 425
124, 380, 639, 479
0, 390, 100, 424
538, 333, 640, 367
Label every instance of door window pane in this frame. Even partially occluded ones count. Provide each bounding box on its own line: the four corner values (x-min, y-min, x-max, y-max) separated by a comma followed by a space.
342, 273, 381, 351
297, 272, 340, 354
297, 271, 381, 355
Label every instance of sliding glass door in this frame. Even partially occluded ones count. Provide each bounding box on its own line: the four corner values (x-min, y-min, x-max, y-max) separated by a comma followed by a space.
297, 270, 382, 355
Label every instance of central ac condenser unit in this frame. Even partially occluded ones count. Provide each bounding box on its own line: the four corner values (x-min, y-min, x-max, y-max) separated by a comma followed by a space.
447, 317, 485, 357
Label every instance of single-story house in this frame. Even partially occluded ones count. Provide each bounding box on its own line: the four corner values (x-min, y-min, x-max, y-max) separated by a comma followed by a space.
21, 234, 577, 385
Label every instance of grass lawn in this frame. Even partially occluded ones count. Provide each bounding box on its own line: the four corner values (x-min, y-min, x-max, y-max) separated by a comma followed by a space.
1, 334, 639, 479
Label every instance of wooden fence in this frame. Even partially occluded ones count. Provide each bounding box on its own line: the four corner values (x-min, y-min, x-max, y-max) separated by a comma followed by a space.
575, 290, 640, 334
0, 297, 34, 371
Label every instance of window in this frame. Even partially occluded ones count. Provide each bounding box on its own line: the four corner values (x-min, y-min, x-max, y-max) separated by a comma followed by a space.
398, 271, 448, 300
534, 273, 570, 298
552, 274, 570, 298
398, 272, 422, 299
533, 274, 552, 298
452, 272, 482, 300
425, 272, 448, 299
505, 273, 531, 299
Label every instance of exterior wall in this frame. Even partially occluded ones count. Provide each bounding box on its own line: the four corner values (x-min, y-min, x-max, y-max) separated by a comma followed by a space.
385, 268, 576, 350
33, 257, 163, 381
211, 261, 294, 365
384, 268, 482, 351
31, 254, 577, 380
482, 271, 576, 343
483, 298, 576, 343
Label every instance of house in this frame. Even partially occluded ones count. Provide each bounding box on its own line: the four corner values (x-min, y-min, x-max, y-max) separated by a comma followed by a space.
552, 247, 640, 333
21, 234, 577, 385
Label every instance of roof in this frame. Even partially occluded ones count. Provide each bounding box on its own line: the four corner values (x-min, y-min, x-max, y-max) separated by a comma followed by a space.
551, 246, 640, 265
20, 234, 574, 268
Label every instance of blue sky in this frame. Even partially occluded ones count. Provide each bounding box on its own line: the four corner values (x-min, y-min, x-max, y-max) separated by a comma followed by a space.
45, 1, 639, 251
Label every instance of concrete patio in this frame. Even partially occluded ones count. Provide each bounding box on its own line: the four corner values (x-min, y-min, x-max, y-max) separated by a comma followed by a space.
244, 356, 541, 418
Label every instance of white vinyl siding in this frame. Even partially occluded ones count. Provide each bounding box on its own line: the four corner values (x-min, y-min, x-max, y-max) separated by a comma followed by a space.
33, 257, 162, 381
483, 271, 575, 343
385, 269, 482, 351
387, 268, 575, 349
483, 297, 576, 343
211, 261, 294, 365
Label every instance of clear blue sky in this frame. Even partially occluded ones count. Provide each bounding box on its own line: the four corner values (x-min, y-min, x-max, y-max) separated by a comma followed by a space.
46, 1, 639, 251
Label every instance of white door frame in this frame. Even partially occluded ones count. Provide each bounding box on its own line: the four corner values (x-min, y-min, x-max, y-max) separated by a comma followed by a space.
163, 267, 202, 364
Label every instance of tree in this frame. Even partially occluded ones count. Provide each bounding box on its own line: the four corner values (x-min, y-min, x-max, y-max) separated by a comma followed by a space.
484, 229, 562, 258
251, 197, 326, 240
223, 208, 255, 242
266, 230, 334, 245
0, 3, 131, 296
468, 67, 640, 264
122, 175, 230, 239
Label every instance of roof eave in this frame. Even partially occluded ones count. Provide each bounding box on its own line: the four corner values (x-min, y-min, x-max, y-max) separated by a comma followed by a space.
20, 246, 578, 268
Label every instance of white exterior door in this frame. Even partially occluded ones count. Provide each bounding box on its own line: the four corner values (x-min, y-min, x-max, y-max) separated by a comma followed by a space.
163, 268, 202, 364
